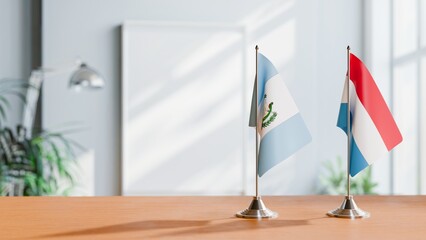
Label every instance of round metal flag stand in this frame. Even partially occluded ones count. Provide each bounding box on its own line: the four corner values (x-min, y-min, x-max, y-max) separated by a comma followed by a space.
327, 195, 370, 219
236, 196, 277, 219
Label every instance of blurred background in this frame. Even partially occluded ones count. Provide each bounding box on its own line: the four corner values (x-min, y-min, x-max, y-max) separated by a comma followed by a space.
0, 0, 424, 196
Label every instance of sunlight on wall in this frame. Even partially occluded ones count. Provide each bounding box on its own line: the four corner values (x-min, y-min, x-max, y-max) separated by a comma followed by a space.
118, 0, 367, 196
421, 58, 426, 193
41, 0, 364, 196
393, 0, 417, 58
367, 0, 426, 195
173, 30, 244, 79
393, 62, 418, 194
242, 0, 294, 32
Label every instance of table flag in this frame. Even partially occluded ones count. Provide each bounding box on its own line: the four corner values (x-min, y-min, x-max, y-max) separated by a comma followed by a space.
337, 53, 403, 176
249, 53, 311, 177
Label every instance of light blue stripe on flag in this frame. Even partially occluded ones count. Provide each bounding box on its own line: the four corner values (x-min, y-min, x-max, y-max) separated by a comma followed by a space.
337, 103, 349, 132
350, 138, 369, 176
258, 113, 312, 177
337, 103, 369, 176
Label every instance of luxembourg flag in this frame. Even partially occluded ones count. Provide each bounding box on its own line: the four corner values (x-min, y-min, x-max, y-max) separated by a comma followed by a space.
249, 53, 311, 177
337, 53, 403, 176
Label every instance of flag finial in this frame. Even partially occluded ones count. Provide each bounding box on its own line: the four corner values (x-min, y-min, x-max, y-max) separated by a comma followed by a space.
347, 45, 351, 50
255, 45, 259, 50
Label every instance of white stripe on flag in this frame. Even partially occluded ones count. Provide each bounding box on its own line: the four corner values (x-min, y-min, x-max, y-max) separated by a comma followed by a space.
259, 74, 299, 138
340, 76, 349, 104
351, 83, 389, 165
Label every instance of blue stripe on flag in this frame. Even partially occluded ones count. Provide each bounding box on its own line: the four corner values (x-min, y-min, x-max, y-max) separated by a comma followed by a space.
350, 138, 369, 176
258, 113, 311, 177
337, 103, 348, 132
337, 103, 369, 176
257, 53, 278, 105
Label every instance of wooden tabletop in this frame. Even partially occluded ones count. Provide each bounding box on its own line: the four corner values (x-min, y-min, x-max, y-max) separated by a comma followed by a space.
1, 195, 425, 240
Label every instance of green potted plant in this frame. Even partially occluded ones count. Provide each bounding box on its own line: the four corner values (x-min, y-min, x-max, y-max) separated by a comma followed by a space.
318, 156, 378, 195
0, 79, 80, 196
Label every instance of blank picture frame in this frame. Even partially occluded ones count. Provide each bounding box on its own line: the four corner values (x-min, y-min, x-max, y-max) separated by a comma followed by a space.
121, 21, 248, 195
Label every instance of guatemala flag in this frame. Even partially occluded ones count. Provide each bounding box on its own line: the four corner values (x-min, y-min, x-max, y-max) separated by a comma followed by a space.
249, 53, 311, 177
337, 53, 403, 176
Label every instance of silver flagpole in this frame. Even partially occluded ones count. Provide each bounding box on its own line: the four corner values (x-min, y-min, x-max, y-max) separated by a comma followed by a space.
255, 45, 259, 198
347, 45, 351, 198
236, 45, 277, 219
327, 46, 369, 219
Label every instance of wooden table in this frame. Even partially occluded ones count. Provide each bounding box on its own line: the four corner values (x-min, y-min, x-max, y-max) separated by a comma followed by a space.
1, 196, 425, 239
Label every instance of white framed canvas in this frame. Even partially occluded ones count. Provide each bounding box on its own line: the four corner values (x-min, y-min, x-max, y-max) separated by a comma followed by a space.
121, 21, 248, 195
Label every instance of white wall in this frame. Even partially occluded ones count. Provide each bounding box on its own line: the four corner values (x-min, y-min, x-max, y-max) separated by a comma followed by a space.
42, 0, 363, 195
0, 0, 32, 127
365, 0, 426, 195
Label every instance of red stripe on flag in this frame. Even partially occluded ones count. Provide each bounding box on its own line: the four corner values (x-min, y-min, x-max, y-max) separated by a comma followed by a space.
350, 53, 402, 150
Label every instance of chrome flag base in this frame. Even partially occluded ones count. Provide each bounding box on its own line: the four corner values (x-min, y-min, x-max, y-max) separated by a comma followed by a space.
236, 196, 278, 219
327, 195, 370, 219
